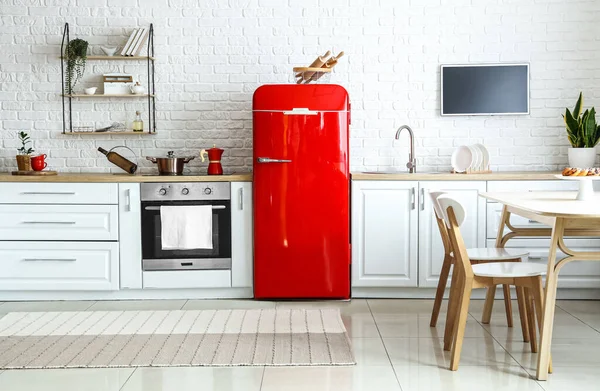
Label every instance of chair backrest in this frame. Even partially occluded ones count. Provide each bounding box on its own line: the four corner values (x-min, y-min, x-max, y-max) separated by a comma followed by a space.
429, 191, 452, 255
437, 195, 473, 278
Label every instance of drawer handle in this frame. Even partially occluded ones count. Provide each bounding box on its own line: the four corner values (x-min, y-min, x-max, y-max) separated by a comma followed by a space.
21, 192, 76, 195
21, 221, 77, 225
22, 258, 77, 262
528, 219, 543, 224
144, 206, 226, 211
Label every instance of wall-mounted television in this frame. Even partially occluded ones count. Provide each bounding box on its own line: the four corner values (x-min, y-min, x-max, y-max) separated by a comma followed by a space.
441, 63, 529, 116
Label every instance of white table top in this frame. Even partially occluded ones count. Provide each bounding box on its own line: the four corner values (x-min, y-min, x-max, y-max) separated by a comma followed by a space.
481, 191, 600, 218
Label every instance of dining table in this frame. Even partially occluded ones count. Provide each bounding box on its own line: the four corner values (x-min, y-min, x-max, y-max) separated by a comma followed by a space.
480, 190, 600, 381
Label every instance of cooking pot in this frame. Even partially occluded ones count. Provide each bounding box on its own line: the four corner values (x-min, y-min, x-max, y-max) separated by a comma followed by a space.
146, 151, 195, 175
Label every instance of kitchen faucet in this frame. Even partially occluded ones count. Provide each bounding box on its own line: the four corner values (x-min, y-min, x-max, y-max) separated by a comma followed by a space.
395, 125, 416, 173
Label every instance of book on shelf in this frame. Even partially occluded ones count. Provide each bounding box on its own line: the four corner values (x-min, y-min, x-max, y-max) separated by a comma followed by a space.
127, 28, 146, 56
120, 28, 139, 56
132, 28, 149, 56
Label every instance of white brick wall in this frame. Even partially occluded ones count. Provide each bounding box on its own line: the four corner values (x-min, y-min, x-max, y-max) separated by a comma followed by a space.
1, 0, 599, 174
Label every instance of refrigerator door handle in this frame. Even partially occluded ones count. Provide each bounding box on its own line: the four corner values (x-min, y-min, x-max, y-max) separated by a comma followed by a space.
257, 157, 292, 163
283, 108, 319, 115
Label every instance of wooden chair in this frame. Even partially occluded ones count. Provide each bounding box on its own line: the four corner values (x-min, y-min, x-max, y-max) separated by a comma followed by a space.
437, 195, 547, 371
428, 191, 532, 349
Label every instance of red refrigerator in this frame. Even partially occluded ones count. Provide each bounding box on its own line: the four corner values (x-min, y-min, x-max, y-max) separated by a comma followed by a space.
253, 84, 351, 299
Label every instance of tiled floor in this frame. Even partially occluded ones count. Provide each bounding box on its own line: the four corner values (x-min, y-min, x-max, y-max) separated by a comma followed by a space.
0, 298, 598, 390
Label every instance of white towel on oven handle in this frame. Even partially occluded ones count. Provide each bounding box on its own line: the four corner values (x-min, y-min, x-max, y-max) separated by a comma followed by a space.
160, 205, 213, 250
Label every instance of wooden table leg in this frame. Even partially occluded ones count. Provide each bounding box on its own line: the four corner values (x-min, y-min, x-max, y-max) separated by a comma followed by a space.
536, 217, 563, 381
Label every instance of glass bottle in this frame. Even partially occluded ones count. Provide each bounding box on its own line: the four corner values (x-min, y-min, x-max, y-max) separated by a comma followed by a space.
132, 111, 144, 132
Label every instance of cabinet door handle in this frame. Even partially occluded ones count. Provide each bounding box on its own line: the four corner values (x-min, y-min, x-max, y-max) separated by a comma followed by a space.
21, 192, 76, 195
22, 258, 77, 262
238, 187, 244, 210
21, 221, 76, 225
125, 189, 131, 212
411, 188, 416, 210
420, 188, 425, 210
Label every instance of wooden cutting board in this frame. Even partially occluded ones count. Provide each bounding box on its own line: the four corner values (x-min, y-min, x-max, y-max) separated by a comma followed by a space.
12, 170, 58, 176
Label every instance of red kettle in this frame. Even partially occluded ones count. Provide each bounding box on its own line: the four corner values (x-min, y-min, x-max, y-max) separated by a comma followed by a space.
200, 145, 224, 175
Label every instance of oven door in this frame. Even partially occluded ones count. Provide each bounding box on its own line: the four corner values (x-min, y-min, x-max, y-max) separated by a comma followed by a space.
141, 200, 231, 271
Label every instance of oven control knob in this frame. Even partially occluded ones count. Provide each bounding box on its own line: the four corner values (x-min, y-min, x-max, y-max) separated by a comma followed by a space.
159, 188, 168, 196
182, 188, 190, 195
204, 187, 212, 195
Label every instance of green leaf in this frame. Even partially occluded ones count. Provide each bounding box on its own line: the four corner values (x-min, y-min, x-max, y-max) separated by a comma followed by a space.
573, 92, 584, 118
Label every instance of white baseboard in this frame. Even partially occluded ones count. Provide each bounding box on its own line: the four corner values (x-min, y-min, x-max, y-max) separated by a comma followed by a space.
352, 287, 600, 300
0, 288, 253, 301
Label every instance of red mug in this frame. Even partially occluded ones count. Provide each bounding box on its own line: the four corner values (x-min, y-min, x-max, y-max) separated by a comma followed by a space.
31, 154, 47, 171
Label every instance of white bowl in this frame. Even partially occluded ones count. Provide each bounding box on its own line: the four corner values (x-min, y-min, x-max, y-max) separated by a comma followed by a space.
451, 146, 473, 173
101, 46, 118, 56
84, 87, 97, 95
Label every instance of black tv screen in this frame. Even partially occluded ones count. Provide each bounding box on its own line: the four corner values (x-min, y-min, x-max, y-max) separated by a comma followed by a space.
441, 64, 529, 116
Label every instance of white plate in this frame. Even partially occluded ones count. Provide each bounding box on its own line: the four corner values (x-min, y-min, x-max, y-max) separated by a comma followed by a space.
554, 174, 600, 180
451, 146, 473, 172
468, 145, 482, 171
474, 143, 489, 170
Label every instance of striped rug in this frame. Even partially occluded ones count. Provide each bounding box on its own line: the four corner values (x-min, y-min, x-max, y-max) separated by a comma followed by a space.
0, 309, 355, 369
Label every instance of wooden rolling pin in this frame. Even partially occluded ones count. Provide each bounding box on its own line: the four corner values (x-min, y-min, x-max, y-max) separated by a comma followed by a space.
295, 50, 332, 83
310, 51, 345, 83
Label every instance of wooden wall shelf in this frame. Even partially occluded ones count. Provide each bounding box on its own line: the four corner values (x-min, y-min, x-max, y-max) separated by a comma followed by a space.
60, 55, 155, 61
60, 22, 156, 135
65, 132, 157, 135
64, 94, 155, 98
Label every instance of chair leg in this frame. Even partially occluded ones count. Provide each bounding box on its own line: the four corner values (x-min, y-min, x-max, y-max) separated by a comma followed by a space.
450, 277, 473, 371
503, 284, 514, 327
481, 285, 496, 324
531, 276, 552, 373
443, 270, 461, 351
516, 286, 530, 343
431, 255, 453, 327
524, 287, 537, 353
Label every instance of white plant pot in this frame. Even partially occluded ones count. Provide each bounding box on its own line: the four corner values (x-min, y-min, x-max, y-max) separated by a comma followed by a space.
568, 147, 597, 168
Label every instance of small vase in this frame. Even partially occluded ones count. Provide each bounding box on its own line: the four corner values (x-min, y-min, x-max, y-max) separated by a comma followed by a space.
567, 147, 597, 168
15, 155, 32, 171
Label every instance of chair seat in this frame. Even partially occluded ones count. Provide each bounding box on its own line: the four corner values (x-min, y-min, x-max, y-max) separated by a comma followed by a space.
466, 248, 529, 261
472, 262, 547, 278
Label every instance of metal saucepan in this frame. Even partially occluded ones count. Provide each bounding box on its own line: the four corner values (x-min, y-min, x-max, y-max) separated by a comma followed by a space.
146, 151, 195, 175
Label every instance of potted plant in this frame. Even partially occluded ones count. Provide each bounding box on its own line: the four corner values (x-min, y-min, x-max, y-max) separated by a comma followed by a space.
16, 131, 34, 171
65, 38, 88, 94
564, 92, 600, 168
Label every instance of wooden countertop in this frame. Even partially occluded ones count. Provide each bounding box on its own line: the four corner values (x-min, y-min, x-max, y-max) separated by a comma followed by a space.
351, 171, 563, 181
0, 173, 253, 183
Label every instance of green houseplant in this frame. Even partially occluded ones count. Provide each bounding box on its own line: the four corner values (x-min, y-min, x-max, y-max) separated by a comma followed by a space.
16, 131, 34, 171
563, 92, 600, 168
65, 38, 88, 94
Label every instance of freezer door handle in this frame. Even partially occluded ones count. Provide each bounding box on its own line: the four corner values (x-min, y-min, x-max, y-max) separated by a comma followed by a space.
257, 157, 292, 164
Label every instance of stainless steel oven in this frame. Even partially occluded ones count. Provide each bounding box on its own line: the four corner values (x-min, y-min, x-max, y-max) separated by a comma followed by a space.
141, 182, 231, 271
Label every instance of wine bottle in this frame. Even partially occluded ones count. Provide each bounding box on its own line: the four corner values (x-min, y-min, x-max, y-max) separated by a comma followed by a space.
98, 147, 137, 174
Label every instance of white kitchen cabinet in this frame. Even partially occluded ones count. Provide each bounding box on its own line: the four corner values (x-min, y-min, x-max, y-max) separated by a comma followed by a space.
0, 204, 118, 241
352, 181, 419, 287
230, 182, 253, 288
118, 183, 143, 290
418, 181, 487, 288
0, 241, 119, 291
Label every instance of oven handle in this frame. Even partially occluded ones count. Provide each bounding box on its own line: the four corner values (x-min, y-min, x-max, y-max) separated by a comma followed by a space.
144, 205, 226, 211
